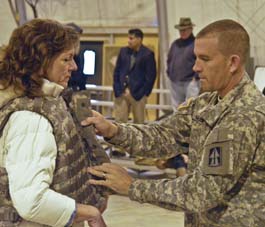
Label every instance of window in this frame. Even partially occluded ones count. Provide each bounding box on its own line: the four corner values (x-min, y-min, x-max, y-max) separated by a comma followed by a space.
83, 50, 96, 75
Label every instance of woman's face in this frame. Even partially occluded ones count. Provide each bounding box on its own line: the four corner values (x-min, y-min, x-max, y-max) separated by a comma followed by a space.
46, 48, 77, 88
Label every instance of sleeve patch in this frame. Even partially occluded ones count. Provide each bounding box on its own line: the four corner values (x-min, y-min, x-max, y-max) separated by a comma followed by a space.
200, 142, 233, 175
208, 147, 222, 167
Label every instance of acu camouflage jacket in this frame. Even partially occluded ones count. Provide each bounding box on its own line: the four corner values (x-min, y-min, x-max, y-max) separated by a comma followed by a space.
108, 74, 265, 227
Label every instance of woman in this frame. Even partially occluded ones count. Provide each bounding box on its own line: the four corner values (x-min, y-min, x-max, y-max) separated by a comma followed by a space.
0, 19, 107, 227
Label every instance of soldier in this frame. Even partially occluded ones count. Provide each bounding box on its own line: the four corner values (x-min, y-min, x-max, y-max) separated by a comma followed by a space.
0, 19, 109, 226
82, 19, 265, 226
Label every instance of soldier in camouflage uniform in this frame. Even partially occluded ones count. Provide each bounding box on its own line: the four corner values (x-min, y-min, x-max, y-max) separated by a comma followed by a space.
83, 19, 265, 227
0, 19, 109, 227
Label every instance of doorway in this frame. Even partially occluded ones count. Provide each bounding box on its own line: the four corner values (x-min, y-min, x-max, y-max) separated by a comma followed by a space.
79, 41, 103, 85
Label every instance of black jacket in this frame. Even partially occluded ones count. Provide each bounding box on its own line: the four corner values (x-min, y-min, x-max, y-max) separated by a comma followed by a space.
113, 45, 157, 101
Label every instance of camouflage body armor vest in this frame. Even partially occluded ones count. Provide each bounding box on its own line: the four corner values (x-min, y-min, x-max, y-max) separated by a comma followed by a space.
0, 90, 110, 226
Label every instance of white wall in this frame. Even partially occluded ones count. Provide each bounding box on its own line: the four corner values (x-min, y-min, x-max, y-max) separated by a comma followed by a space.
0, 0, 17, 46
0, 0, 156, 45
36, 0, 157, 27
1, 0, 265, 67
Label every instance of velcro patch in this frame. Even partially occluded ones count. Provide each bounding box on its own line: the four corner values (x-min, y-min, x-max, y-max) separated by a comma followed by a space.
208, 147, 222, 167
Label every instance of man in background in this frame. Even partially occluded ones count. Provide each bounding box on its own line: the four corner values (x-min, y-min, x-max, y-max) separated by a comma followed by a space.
113, 28, 156, 123
67, 23, 87, 91
167, 17, 200, 110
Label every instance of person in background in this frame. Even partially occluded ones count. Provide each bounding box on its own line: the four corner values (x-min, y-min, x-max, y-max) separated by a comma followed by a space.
83, 19, 265, 226
0, 19, 107, 227
167, 17, 200, 110
67, 23, 87, 91
113, 28, 156, 124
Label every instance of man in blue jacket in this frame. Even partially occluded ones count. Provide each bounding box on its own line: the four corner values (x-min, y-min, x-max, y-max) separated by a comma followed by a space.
113, 28, 156, 123
167, 17, 200, 110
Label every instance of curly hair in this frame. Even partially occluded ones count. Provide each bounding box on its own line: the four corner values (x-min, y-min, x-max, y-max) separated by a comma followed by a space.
0, 18, 80, 97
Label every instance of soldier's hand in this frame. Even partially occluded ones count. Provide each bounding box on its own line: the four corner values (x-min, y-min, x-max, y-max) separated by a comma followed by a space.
81, 110, 118, 138
87, 163, 133, 196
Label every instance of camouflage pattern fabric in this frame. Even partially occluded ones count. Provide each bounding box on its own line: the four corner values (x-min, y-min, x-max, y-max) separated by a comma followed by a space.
134, 157, 159, 166
108, 74, 265, 227
0, 90, 109, 225
63, 89, 110, 165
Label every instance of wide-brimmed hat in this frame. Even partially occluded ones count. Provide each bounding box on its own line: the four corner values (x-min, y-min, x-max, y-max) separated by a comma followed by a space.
174, 17, 195, 30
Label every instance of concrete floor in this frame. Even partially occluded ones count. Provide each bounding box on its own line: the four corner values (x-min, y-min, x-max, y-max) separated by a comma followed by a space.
84, 156, 185, 227
101, 195, 184, 227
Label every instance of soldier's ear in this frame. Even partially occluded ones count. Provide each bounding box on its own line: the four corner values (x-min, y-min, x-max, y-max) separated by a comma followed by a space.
228, 55, 240, 74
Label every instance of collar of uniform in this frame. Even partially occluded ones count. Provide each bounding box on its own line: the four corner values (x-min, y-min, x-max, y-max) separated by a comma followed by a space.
41, 79, 64, 98
197, 73, 250, 127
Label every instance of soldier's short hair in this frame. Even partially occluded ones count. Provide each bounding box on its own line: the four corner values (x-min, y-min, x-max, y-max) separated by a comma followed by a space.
196, 19, 250, 64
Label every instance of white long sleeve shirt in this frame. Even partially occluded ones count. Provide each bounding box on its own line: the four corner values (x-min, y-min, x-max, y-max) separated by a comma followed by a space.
0, 81, 75, 226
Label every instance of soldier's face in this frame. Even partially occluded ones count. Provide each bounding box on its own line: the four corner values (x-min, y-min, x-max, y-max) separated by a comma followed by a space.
193, 36, 232, 97
46, 48, 77, 88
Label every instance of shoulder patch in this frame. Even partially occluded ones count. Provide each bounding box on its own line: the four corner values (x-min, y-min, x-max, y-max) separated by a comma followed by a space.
208, 147, 222, 167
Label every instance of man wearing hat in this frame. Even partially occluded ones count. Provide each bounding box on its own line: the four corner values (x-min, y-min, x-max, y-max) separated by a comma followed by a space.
167, 17, 200, 110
